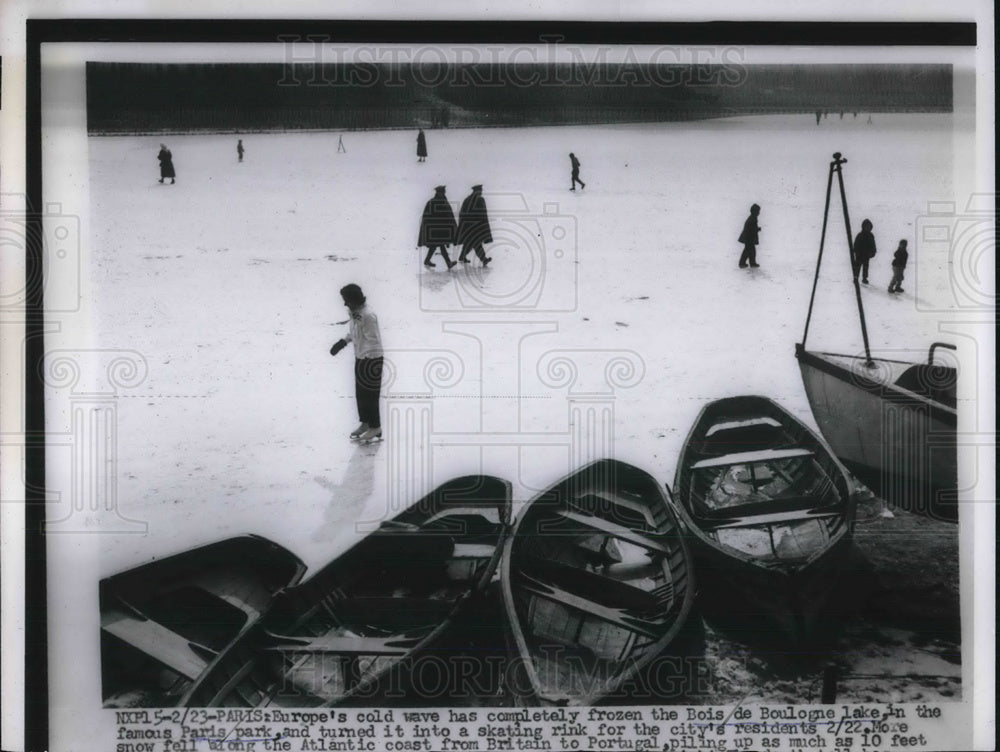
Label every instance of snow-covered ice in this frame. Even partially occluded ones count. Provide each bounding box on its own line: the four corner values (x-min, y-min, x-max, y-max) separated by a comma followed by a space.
72, 113, 972, 575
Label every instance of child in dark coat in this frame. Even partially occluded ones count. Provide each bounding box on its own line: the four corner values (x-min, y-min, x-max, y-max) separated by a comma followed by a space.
738, 203, 761, 268
888, 239, 908, 293
853, 218, 877, 283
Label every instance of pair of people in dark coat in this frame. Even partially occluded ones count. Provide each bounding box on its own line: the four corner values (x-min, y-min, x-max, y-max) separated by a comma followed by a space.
852, 218, 877, 283
157, 144, 175, 184
738, 203, 761, 267
418, 185, 494, 268
418, 186, 458, 268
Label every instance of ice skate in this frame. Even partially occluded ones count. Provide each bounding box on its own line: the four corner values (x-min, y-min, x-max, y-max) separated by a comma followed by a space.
424, 261, 436, 268
482, 257, 492, 267
349, 422, 369, 439
446, 261, 457, 270
359, 427, 382, 444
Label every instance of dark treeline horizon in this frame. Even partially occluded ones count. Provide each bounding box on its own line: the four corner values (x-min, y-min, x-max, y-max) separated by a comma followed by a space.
86, 62, 953, 135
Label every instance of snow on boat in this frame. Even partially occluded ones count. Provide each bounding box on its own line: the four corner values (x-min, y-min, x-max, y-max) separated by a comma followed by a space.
669, 396, 856, 644
501, 459, 695, 706
180, 475, 512, 707
100, 536, 307, 706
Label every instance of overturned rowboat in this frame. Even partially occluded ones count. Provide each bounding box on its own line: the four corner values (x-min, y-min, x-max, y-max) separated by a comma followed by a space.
501, 459, 695, 706
100, 536, 307, 706
181, 475, 512, 707
669, 396, 857, 644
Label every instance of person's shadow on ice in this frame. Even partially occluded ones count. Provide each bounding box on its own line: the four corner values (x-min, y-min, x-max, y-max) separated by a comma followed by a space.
312, 442, 382, 542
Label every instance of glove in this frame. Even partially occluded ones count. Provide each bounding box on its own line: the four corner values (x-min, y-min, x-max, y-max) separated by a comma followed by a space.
329, 339, 347, 357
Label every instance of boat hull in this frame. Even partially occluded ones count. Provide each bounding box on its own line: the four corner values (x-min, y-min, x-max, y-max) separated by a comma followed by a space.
181, 475, 512, 707
671, 396, 857, 647
501, 459, 696, 706
100, 536, 307, 706
796, 345, 958, 521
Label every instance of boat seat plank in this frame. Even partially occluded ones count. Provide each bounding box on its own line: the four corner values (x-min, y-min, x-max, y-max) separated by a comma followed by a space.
265, 632, 418, 656
518, 574, 663, 639
707, 508, 842, 530
554, 510, 670, 555
523, 557, 662, 612
425, 506, 501, 525
334, 596, 457, 626
691, 447, 814, 469
451, 543, 496, 559
102, 611, 211, 680
706, 417, 781, 436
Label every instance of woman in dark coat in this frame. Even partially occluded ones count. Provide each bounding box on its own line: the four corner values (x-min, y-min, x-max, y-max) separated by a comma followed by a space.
416, 130, 427, 162
457, 184, 493, 266
738, 203, 761, 267
418, 186, 457, 269
157, 144, 176, 184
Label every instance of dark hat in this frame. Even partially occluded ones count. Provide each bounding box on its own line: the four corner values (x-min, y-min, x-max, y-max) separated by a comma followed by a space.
862, 218, 873, 230
472, 184, 483, 191
434, 185, 446, 192
340, 283, 366, 306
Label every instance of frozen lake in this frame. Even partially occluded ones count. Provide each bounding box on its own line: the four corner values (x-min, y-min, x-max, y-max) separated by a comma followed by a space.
74, 113, 968, 574
40, 111, 976, 717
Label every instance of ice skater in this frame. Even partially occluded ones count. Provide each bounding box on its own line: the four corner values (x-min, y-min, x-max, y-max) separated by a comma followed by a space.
457, 184, 493, 266
157, 143, 175, 184
852, 218, 877, 283
237, 139, 244, 162
418, 186, 458, 269
569, 152, 585, 190
738, 203, 761, 268
337, 134, 347, 154
329, 283, 384, 443
416, 129, 427, 162
888, 239, 908, 293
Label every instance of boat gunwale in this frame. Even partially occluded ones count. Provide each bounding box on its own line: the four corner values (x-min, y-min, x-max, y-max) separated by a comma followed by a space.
795, 344, 957, 423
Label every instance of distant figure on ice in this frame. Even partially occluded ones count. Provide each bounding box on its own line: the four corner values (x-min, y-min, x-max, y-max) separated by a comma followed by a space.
569, 153, 585, 191
157, 144, 175, 184
329, 283, 384, 444
457, 184, 493, 266
738, 203, 761, 268
418, 185, 457, 269
815, 110, 822, 125
416, 129, 427, 162
888, 239, 908, 293
337, 134, 347, 154
237, 139, 244, 162
852, 218, 877, 284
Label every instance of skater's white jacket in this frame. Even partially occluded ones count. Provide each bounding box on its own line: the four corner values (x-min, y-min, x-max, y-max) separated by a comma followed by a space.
344, 306, 384, 359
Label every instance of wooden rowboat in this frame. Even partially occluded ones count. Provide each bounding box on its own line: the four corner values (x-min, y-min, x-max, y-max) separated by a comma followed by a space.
501, 459, 695, 706
181, 475, 512, 707
669, 396, 856, 644
100, 536, 307, 706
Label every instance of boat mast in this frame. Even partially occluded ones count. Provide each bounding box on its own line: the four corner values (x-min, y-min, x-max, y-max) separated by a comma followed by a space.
800, 154, 838, 348
799, 152, 874, 367
833, 154, 874, 367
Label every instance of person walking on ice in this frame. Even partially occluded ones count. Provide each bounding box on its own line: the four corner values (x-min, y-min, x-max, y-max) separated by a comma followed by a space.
157, 143, 176, 184
738, 203, 761, 268
418, 185, 458, 269
329, 283, 384, 443
457, 184, 493, 266
417, 129, 428, 162
337, 134, 347, 154
852, 218, 877, 284
237, 139, 244, 162
888, 239, 908, 293
569, 152, 585, 191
